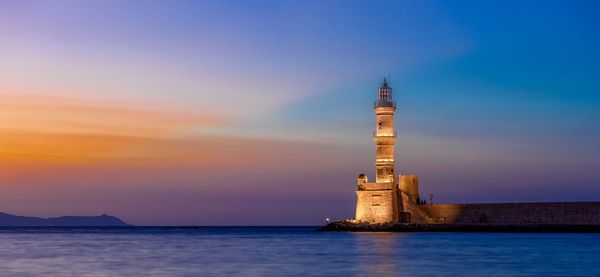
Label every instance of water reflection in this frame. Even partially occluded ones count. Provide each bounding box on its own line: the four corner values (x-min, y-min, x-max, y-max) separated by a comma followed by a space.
352, 232, 413, 276
0, 228, 599, 276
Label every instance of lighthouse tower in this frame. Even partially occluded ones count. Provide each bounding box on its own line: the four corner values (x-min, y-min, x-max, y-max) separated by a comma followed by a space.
355, 78, 399, 223
374, 78, 396, 184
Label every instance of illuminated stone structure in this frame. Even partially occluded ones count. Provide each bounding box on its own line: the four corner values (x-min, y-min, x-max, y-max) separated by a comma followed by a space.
353, 80, 600, 226
355, 79, 402, 223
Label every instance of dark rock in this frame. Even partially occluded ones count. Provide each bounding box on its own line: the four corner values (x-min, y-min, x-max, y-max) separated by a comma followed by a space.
319, 220, 600, 233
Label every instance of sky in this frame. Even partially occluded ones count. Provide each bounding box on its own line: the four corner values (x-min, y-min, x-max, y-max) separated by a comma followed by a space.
0, 0, 599, 225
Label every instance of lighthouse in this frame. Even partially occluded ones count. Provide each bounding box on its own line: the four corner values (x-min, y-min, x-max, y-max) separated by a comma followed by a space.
355, 78, 400, 223
374, 78, 396, 184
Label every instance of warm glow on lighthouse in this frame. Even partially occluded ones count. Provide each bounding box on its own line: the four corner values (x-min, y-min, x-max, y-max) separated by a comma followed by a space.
354, 79, 400, 224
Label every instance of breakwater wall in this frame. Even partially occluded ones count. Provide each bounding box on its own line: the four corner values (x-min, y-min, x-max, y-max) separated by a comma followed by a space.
411, 202, 600, 224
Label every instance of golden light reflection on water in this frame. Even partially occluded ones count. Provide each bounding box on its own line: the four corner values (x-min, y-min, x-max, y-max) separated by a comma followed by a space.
351, 232, 414, 276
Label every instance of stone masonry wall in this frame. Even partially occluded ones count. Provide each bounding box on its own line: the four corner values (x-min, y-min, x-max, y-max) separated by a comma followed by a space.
356, 190, 396, 223
410, 202, 600, 224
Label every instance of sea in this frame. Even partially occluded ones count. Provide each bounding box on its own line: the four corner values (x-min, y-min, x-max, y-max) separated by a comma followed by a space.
0, 227, 599, 276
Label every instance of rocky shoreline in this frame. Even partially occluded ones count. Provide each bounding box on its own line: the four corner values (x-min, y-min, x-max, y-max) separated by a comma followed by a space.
319, 220, 600, 232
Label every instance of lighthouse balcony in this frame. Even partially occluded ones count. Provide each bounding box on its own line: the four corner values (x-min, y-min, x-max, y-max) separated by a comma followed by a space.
374, 100, 396, 108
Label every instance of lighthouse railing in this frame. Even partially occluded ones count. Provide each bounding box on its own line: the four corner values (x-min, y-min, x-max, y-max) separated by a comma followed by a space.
374, 100, 396, 108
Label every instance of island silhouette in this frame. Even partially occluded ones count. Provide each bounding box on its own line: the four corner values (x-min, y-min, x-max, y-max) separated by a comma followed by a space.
0, 212, 130, 226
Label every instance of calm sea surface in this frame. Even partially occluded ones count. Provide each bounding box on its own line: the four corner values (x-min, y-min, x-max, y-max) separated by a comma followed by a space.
0, 227, 599, 276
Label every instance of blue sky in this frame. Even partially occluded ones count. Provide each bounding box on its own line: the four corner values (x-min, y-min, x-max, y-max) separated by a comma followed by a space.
0, 0, 599, 225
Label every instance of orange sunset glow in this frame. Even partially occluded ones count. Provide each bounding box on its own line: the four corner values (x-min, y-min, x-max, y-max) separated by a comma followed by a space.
0, 94, 227, 164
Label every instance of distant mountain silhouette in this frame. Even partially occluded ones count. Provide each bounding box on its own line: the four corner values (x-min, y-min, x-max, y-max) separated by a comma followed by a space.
0, 212, 131, 226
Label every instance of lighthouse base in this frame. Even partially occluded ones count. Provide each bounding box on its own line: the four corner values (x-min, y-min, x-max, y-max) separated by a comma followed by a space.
355, 183, 397, 224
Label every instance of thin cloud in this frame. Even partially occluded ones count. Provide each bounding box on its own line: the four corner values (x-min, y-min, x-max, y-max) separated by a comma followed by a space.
0, 94, 229, 163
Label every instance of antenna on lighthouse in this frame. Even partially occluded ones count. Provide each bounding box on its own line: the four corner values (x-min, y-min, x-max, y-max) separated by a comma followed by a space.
388, 71, 391, 86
